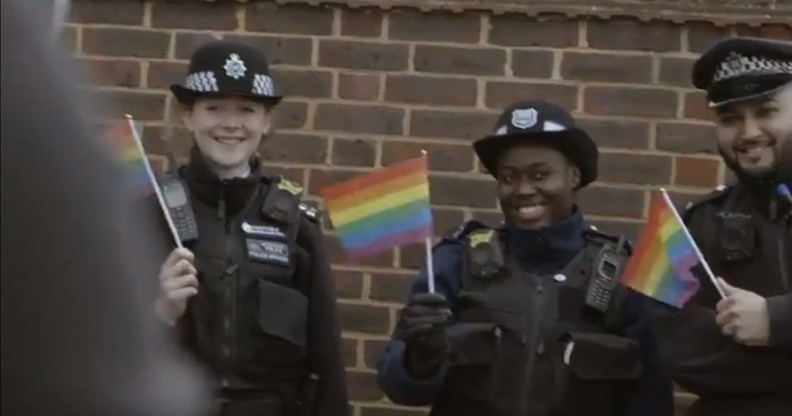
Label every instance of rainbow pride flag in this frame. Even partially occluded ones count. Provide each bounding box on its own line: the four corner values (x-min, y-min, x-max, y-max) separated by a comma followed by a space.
320, 155, 434, 260
620, 190, 702, 308
103, 117, 154, 195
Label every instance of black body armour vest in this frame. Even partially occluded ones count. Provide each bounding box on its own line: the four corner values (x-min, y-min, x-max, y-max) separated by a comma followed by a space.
431, 224, 642, 416
180, 174, 314, 396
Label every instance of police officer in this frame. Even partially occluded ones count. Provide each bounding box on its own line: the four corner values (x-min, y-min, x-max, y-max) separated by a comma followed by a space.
153, 40, 349, 416
651, 37, 792, 416
376, 100, 674, 416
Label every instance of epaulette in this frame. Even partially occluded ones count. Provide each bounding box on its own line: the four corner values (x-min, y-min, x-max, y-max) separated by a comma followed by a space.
683, 184, 731, 217
298, 202, 320, 223
260, 175, 304, 225
583, 224, 633, 256
447, 220, 491, 241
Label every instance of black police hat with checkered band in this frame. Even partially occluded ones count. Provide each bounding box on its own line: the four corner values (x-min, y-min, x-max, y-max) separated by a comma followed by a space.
170, 40, 282, 106
692, 37, 792, 108
473, 100, 598, 189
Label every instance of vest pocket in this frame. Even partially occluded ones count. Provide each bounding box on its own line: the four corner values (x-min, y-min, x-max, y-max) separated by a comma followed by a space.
550, 331, 641, 413
257, 279, 308, 352
447, 323, 500, 366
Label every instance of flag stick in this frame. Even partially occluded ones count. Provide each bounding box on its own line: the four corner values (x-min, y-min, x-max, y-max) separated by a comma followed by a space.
420, 149, 436, 294
125, 114, 184, 249
660, 188, 725, 299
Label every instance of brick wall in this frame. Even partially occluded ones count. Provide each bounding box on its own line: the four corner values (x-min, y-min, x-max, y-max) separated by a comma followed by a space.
64, 1, 791, 415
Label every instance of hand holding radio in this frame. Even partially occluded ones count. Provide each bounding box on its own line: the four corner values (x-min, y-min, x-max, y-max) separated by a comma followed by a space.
156, 248, 199, 325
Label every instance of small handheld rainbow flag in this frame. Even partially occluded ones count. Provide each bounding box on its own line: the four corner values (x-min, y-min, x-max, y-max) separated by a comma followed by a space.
102, 116, 154, 196
320, 155, 434, 261
620, 189, 722, 308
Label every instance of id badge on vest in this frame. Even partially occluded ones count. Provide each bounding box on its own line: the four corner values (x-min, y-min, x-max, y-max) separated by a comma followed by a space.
242, 221, 291, 267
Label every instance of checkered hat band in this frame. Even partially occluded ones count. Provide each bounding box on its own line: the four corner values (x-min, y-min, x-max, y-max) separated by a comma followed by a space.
252, 74, 274, 96
714, 52, 792, 82
185, 71, 219, 92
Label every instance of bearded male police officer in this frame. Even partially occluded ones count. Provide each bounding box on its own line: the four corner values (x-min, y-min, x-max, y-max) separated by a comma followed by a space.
377, 100, 673, 416
651, 37, 792, 416
152, 40, 348, 416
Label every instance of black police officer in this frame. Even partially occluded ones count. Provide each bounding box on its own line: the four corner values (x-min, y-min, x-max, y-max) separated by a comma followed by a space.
651, 37, 792, 416
377, 101, 674, 416
153, 40, 349, 416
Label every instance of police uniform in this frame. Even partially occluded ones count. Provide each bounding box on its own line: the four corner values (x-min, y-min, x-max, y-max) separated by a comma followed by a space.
652, 37, 792, 416
158, 41, 349, 416
377, 101, 673, 416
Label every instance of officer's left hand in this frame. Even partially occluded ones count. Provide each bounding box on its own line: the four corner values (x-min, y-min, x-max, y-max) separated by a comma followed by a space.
715, 278, 770, 346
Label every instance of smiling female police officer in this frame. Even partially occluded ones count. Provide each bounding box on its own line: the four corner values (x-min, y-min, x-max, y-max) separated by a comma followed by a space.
376, 100, 673, 416
153, 40, 348, 416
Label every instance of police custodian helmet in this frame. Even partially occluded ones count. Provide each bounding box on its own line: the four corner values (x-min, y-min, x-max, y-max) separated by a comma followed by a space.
692, 37, 792, 108
170, 40, 282, 106
473, 100, 599, 189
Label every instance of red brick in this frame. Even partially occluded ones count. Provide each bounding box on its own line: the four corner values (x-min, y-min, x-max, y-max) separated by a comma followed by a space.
270, 68, 333, 98
576, 186, 645, 218
561, 53, 653, 83
152, 1, 238, 30
735, 24, 792, 41
328, 232, 393, 268
347, 371, 385, 401
410, 109, 497, 141
141, 125, 182, 156
598, 153, 672, 185
576, 118, 650, 150
687, 22, 731, 53
382, 142, 474, 172
319, 40, 409, 71
94, 90, 166, 121
315, 103, 404, 136
385, 75, 477, 107
369, 273, 413, 303
337, 303, 391, 335
308, 168, 366, 197
334, 270, 364, 299
489, 15, 578, 47
222, 35, 313, 66
338, 72, 380, 101
273, 100, 309, 129
389, 9, 480, 43
430, 176, 497, 208
363, 339, 390, 369
79, 59, 141, 88
486, 82, 578, 110
655, 122, 718, 154
82, 28, 170, 58
675, 157, 721, 188
659, 57, 696, 88
246, 3, 334, 36
69, 0, 143, 25
361, 407, 429, 416
331, 138, 377, 167
414, 45, 506, 76
147, 61, 187, 90
588, 17, 682, 52
173, 32, 221, 60
341, 8, 383, 37
684, 91, 715, 121
260, 133, 328, 164
342, 337, 357, 368
584, 87, 677, 118
512, 50, 555, 78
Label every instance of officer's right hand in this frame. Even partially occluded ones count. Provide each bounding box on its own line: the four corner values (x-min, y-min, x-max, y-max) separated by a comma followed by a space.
399, 292, 452, 379
156, 248, 199, 325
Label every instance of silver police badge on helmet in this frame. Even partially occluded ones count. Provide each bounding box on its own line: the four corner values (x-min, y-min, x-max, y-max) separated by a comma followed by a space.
511, 108, 538, 129
224, 53, 247, 79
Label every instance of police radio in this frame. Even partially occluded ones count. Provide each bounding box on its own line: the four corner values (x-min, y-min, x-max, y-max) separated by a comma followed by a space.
160, 176, 199, 243
585, 239, 628, 313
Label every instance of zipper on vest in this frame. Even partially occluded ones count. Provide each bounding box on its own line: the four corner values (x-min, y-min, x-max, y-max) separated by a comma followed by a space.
518, 282, 544, 414
778, 226, 789, 292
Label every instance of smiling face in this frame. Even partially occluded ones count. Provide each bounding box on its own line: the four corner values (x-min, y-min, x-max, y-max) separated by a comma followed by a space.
713, 84, 792, 181
495, 143, 580, 230
182, 96, 272, 178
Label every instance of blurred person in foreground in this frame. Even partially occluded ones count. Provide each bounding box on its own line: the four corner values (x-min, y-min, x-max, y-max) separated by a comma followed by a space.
651, 37, 792, 416
1, 1, 210, 415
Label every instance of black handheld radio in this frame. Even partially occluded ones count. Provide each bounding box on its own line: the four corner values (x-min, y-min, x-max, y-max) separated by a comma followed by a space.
585, 237, 628, 313
160, 176, 199, 243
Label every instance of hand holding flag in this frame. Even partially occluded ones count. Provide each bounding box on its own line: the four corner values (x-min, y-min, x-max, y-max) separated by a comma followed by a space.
715, 278, 771, 346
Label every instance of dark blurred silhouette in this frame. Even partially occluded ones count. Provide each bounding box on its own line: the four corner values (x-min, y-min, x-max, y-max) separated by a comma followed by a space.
1, 1, 210, 415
